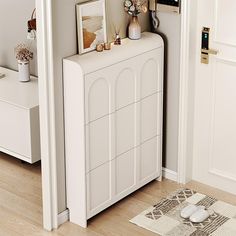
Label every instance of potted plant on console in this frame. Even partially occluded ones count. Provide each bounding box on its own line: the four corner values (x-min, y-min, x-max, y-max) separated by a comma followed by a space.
15, 44, 33, 82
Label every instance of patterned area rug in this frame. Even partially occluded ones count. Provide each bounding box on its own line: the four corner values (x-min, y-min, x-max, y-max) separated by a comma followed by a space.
130, 189, 236, 235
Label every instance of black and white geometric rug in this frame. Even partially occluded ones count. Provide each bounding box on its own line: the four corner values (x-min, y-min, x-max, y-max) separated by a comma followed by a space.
130, 189, 236, 235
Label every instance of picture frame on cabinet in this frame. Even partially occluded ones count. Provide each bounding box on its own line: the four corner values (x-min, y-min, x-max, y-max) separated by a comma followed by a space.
76, 0, 107, 54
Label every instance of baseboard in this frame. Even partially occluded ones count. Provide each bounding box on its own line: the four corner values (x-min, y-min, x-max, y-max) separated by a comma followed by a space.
58, 209, 69, 226
162, 168, 178, 182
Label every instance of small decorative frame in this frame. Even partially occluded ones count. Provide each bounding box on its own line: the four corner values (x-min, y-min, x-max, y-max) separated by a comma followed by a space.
76, 0, 107, 54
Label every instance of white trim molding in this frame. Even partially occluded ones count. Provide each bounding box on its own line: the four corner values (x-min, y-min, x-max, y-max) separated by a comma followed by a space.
177, 0, 191, 184
58, 209, 69, 226
36, 0, 59, 230
162, 168, 178, 182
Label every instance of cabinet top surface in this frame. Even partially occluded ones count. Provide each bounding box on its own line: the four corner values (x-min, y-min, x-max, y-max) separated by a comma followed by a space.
64, 32, 164, 74
0, 67, 39, 109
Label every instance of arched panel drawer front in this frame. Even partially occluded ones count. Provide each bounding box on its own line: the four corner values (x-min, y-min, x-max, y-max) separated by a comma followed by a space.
139, 136, 161, 182
85, 115, 110, 172
86, 161, 111, 218
85, 71, 110, 124
139, 48, 163, 99
115, 103, 136, 156
115, 149, 136, 196
140, 93, 162, 143
115, 65, 136, 111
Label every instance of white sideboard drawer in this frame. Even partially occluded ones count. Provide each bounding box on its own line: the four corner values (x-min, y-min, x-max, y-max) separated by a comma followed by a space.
0, 67, 40, 164
0, 101, 40, 162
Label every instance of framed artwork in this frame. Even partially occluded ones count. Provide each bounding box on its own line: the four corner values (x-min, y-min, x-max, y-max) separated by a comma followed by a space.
76, 0, 107, 54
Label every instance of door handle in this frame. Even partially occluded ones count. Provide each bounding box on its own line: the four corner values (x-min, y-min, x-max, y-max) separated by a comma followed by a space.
201, 48, 218, 55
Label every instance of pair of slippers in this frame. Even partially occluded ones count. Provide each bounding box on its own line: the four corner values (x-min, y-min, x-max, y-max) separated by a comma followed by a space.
180, 205, 211, 223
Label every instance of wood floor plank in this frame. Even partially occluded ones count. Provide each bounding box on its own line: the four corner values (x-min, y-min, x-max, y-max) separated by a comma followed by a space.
57, 222, 102, 236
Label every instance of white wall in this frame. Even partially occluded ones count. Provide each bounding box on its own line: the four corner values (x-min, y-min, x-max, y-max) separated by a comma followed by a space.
155, 12, 181, 172
0, 1, 37, 75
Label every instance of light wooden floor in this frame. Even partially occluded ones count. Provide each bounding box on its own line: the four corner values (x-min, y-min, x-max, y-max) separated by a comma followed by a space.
1, 152, 236, 236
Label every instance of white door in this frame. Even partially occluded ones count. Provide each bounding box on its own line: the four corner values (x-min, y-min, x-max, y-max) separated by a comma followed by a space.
192, 0, 236, 194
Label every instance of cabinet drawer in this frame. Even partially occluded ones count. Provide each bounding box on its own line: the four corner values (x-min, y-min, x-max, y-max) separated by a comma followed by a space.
115, 103, 136, 156
115, 149, 136, 196
86, 115, 110, 172
86, 162, 111, 217
140, 136, 161, 182
139, 48, 163, 99
141, 93, 162, 143
0, 101, 31, 159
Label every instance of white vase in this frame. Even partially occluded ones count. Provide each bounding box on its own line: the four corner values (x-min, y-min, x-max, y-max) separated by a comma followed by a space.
18, 60, 30, 82
128, 16, 141, 40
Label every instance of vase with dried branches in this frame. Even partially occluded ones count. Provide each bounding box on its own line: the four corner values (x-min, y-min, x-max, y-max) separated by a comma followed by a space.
124, 0, 148, 40
15, 44, 33, 82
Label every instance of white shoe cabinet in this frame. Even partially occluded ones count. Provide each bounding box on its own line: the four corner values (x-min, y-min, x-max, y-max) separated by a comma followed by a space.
63, 32, 164, 227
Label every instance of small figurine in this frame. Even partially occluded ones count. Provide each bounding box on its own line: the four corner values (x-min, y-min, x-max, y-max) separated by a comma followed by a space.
114, 33, 121, 45
96, 43, 104, 52
104, 42, 111, 50
113, 23, 122, 45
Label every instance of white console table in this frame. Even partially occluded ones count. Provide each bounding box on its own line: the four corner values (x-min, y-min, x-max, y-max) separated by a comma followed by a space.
63, 32, 164, 227
0, 67, 41, 163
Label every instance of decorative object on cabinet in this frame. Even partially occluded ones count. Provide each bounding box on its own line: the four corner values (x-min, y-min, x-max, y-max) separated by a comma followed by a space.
0, 67, 40, 164
96, 43, 104, 52
15, 44, 33, 82
63, 32, 164, 228
112, 23, 122, 45
124, 0, 148, 40
76, 0, 107, 54
104, 42, 111, 50
129, 16, 141, 40
114, 33, 121, 45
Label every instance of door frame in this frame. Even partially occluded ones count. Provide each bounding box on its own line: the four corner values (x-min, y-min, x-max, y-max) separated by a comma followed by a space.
36, 0, 59, 230
178, 0, 195, 184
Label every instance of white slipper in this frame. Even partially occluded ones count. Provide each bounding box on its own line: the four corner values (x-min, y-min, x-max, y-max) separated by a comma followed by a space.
180, 205, 205, 219
190, 209, 210, 223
